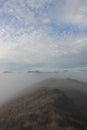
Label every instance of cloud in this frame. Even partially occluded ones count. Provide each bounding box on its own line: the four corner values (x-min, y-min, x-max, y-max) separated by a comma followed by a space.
0, 0, 87, 70
56, 37, 87, 68
1, 0, 87, 26
0, 27, 87, 69
53, 0, 87, 26
26, 0, 47, 9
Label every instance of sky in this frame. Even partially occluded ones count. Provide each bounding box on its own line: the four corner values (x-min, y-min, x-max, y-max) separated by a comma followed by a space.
0, 0, 87, 71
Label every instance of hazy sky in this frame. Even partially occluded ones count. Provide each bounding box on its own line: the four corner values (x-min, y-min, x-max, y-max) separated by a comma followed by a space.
0, 0, 87, 71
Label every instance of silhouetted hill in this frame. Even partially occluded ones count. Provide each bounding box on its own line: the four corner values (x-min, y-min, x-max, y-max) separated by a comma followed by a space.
0, 79, 87, 130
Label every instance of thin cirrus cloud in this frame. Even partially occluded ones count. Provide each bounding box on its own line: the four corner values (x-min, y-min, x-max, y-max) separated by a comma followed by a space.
0, 0, 87, 71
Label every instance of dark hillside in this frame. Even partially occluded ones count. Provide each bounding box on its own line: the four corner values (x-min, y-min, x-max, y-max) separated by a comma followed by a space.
0, 79, 87, 130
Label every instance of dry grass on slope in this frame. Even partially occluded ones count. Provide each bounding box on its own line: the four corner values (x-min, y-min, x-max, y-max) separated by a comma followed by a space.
0, 87, 87, 130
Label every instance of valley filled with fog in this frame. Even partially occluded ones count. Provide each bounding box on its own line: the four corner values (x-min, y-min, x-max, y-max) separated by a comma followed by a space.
0, 70, 87, 104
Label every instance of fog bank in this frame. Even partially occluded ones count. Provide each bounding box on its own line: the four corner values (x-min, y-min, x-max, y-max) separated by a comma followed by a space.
0, 70, 87, 104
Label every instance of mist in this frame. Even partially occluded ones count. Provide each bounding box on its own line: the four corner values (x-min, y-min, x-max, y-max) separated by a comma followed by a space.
0, 70, 87, 104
